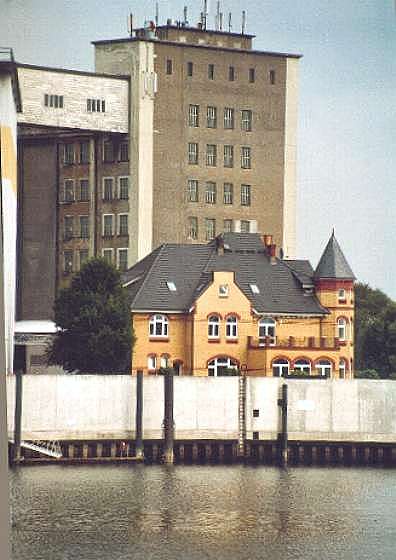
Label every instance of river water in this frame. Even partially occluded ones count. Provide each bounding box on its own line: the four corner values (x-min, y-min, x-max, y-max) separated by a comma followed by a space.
9, 464, 396, 560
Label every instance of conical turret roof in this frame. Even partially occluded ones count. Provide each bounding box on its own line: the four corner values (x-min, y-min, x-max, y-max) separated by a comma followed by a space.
314, 232, 355, 280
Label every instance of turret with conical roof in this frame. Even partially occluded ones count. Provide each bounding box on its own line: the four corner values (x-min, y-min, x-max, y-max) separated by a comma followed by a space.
314, 230, 355, 280
314, 231, 355, 378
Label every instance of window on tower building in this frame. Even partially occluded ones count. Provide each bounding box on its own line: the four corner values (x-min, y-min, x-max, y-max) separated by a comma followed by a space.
63, 144, 74, 165
118, 214, 129, 236
63, 250, 73, 274
187, 179, 198, 202
240, 220, 250, 233
241, 184, 251, 206
223, 183, 233, 205
188, 104, 199, 127
187, 61, 193, 77
208, 64, 215, 80
241, 147, 251, 169
119, 141, 129, 162
103, 178, 114, 201
205, 182, 216, 204
224, 145, 234, 167
207, 106, 217, 128
188, 142, 199, 164
269, 69, 276, 84
103, 140, 114, 162
102, 214, 114, 237
166, 59, 173, 75
241, 110, 252, 132
229, 66, 235, 81
117, 248, 128, 271
63, 180, 75, 202
223, 219, 233, 233
224, 107, 235, 129
249, 68, 255, 83
64, 216, 74, 240
187, 217, 198, 240
205, 218, 216, 241
102, 248, 113, 264
206, 144, 217, 166
79, 180, 89, 202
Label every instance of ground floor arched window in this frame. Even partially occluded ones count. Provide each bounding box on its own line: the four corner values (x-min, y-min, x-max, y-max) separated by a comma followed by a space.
208, 356, 238, 376
294, 359, 311, 375
272, 358, 289, 377
316, 359, 332, 377
339, 358, 347, 379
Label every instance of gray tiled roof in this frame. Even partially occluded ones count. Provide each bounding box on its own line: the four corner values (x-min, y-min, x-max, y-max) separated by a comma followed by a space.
123, 234, 329, 316
314, 232, 355, 280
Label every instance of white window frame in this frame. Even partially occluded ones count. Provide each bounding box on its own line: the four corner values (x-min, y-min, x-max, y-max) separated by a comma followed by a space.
118, 176, 130, 200
102, 214, 114, 237
102, 177, 114, 201
117, 248, 128, 271
273, 359, 289, 377
63, 144, 74, 165
149, 314, 169, 337
240, 220, 250, 233
223, 219, 233, 233
148, 355, 157, 370
316, 360, 332, 377
338, 288, 346, 301
258, 317, 276, 345
208, 356, 238, 377
208, 315, 220, 339
64, 215, 74, 240
118, 213, 129, 236
226, 315, 238, 339
294, 359, 311, 374
223, 183, 233, 205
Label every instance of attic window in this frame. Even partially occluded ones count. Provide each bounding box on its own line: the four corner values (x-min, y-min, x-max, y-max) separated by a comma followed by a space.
250, 284, 260, 294
219, 284, 229, 297
167, 281, 177, 292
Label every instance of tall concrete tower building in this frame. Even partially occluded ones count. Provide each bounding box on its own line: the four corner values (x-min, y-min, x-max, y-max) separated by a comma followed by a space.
15, 17, 300, 327
93, 22, 300, 263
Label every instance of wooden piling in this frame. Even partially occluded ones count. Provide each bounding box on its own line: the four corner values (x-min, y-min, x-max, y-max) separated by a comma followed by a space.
96, 443, 103, 458
163, 369, 174, 464
135, 370, 144, 460
13, 370, 23, 464
218, 443, 225, 461
192, 443, 198, 461
179, 444, 185, 461
82, 443, 88, 460
68, 444, 74, 459
110, 442, 116, 458
278, 383, 288, 466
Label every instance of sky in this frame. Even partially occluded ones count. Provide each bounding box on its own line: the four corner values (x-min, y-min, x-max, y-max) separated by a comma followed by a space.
1, 0, 395, 299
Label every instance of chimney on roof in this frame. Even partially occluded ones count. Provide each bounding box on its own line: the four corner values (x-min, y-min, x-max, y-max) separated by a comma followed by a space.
261, 234, 276, 263
216, 235, 225, 255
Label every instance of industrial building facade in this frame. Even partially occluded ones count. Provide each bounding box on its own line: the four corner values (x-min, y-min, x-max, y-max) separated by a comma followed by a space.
16, 22, 300, 321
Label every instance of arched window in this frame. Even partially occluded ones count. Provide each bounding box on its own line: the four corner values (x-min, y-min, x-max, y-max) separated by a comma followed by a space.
208, 356, 238, 376
226, 315, 238, 339
258, 317, 276, 345
316, 359, 332, 377
147, 355, 156, 370
339, 358, 347, 379
160, 354, 170, 368
208, 315, 220, 338
149, 314, 169, 337
272, 358, 289, 377
337, 317, 347, 341
294, 359, 311, 375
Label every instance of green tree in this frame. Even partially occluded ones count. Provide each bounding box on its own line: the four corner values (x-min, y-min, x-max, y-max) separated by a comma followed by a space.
48, 258, 134, 373
355, 283, 396, 379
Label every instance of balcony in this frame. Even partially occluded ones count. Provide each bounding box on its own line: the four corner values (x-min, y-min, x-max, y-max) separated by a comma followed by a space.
248, 336, 340, 350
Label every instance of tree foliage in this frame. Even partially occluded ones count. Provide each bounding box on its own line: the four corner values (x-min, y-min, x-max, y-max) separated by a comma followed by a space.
48, 258, 134, 373
355, 283, 396, 378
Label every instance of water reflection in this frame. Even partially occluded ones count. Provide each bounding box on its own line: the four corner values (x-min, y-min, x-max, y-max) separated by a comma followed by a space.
10, 464, 396, 560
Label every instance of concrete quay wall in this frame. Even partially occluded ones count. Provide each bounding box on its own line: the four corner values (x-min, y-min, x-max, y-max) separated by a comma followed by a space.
6, 375, 396, 443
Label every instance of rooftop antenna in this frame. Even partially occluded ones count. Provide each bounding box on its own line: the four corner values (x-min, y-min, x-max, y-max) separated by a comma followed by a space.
203, 0, 208, 30
216, 1, 220, 30
228, 12, 232, 32
241, 10, 246, 34
219, 11, 223, 30
128, 13, 134, 37
183, 5, 188, 25
155, 2, 159, 26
